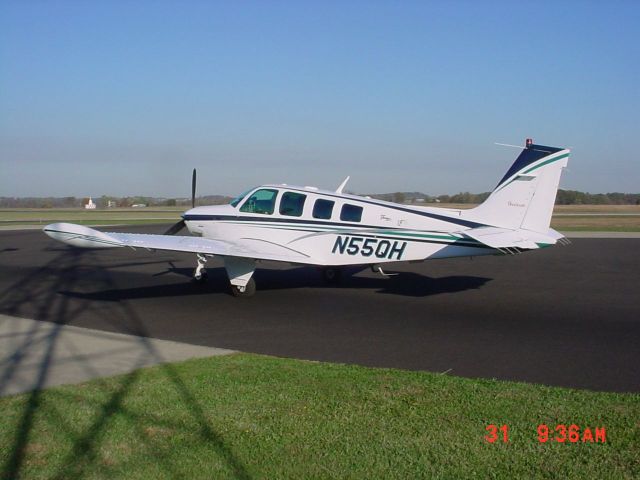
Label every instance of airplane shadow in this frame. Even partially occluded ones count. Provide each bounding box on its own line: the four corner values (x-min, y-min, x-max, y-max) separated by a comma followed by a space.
60, 265, 492, 300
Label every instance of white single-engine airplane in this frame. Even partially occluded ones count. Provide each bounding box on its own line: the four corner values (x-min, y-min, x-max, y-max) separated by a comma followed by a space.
44, 139, 570, 297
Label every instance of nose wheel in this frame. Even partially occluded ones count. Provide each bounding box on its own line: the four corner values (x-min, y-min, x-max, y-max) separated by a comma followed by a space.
193, 253, 208, 283
230, 277, 256, 297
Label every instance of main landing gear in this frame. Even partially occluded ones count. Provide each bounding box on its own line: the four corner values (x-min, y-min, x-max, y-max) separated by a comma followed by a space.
230, 277, 256, 297
192, 254, 257, 297
321, 267, 342, 284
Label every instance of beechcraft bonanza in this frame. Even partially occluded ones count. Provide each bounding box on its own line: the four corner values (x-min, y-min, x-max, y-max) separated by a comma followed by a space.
44, 139, 570, 297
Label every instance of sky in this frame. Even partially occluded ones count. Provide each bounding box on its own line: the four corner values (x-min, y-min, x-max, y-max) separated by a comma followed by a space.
1, 0, 638, 197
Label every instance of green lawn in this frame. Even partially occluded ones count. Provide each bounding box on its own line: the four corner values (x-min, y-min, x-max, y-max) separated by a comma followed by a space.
1, 354, 638, 479
551, 215, 640, 232
0, 219, 177, 227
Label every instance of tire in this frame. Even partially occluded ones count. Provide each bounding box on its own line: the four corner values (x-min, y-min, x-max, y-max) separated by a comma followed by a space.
322, 267, 342, 284
230, 277, 256, 298
193, 270, 208, 284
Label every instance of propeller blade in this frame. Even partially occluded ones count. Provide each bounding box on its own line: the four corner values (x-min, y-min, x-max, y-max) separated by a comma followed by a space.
192, 168, 197, 208
164, 220, 186, 236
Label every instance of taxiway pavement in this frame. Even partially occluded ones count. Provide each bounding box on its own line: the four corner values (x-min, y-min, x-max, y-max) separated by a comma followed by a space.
0, 314, 234, 396
0, 226, 638, 392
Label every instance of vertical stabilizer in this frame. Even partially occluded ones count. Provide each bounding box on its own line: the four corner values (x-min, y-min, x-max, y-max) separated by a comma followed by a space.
468, 141, 570, 232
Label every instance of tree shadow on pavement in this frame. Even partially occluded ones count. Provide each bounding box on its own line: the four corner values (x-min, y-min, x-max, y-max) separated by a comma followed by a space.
0, 246, 251, 479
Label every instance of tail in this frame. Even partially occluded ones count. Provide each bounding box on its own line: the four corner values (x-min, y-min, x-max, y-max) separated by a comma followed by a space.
468, 140, 570, 232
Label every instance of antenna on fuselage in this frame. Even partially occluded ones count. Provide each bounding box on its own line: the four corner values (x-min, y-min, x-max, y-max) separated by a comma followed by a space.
335, 176, 350, 194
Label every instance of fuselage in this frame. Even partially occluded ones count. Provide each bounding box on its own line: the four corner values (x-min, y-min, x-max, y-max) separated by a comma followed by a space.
182, 184, 496, 266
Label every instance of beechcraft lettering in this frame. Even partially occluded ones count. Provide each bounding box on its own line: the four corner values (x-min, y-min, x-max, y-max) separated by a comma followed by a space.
44, 138, 571, 297
332, 236, 407, 260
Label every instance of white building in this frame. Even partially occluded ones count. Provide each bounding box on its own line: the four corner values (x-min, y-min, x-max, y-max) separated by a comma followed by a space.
85, 197, 96, 209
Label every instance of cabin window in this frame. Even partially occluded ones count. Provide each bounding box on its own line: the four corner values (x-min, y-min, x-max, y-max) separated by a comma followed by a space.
239, 188, 278, 215
279, 192, 306, 217
340, 204, 363, 222
312, 199, 334, 219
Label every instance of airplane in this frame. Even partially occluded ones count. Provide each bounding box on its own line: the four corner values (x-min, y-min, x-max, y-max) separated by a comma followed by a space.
44, 139, 570, 297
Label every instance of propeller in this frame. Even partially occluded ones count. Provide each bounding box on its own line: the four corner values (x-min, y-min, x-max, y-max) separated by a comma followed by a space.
191, 168, 196, 208
164, 168, 196, 235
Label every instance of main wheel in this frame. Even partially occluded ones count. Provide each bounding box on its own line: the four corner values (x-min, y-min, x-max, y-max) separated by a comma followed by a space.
230, 277, 256, 298
193, 270, 208, 283
322, 267, 342, 284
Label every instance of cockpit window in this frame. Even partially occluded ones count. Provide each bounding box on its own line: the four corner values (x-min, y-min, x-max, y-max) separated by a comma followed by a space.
279, 192, 306, 217
239, 188, 278, 215
230, 188, 255, 207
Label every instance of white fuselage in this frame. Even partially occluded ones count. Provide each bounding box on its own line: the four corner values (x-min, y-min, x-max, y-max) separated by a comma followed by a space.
183, 185, 495, 266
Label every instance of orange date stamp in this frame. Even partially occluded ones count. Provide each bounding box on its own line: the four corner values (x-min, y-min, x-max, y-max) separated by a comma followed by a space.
485, 424, 606, 443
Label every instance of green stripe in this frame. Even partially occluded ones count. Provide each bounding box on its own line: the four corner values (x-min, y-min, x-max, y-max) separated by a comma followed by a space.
217, 221, 487, 247
522, 153, 569, 174
377, 230, 459, 241
495, 152, 570, 192
222, 221, 465, 240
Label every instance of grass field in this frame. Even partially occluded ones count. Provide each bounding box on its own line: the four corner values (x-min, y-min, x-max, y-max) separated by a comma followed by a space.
1, 205, 640, 231
0, 208, 181, 227
0, 354, 637, 479
550, 216, 640, 232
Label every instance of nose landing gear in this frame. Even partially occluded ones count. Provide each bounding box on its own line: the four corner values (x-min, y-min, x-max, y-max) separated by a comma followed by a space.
193, 253, 209, 283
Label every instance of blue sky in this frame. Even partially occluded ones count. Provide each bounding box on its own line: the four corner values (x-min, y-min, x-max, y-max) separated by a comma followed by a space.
1, 1, 638, 197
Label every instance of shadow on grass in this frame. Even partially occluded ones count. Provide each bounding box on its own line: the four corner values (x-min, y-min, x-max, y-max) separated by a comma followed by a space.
0, 245, 251, 479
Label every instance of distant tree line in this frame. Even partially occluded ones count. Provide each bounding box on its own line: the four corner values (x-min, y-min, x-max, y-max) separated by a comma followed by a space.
554, 190, 640, 205
370, 190, 640, 205
1, 190, 639, 208
0, 195, 233, 208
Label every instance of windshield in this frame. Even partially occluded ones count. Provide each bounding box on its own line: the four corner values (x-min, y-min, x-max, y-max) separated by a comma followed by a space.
230, 188, 256, 207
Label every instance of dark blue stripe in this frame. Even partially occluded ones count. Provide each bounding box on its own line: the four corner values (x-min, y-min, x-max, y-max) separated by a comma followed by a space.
185, 208, 483, 229
270, 187, 486, 228
194, 222, 490, 249
495, 144, 563, 190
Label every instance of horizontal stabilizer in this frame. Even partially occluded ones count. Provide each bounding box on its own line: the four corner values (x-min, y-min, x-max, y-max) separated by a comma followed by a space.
461, 226, 567, 253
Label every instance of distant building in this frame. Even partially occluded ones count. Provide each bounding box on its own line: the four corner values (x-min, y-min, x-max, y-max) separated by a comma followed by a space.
85, 197, 96, 209
107, 200, 116, 208
131, 204, 147, 208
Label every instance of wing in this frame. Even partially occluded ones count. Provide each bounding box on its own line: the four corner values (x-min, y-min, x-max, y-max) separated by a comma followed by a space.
43, 223, 311, 263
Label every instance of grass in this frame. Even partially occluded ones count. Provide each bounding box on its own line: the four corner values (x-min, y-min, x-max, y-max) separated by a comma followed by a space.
0, 219, 176, 227
550, 216, 640, 232
0, 354, 638, 479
